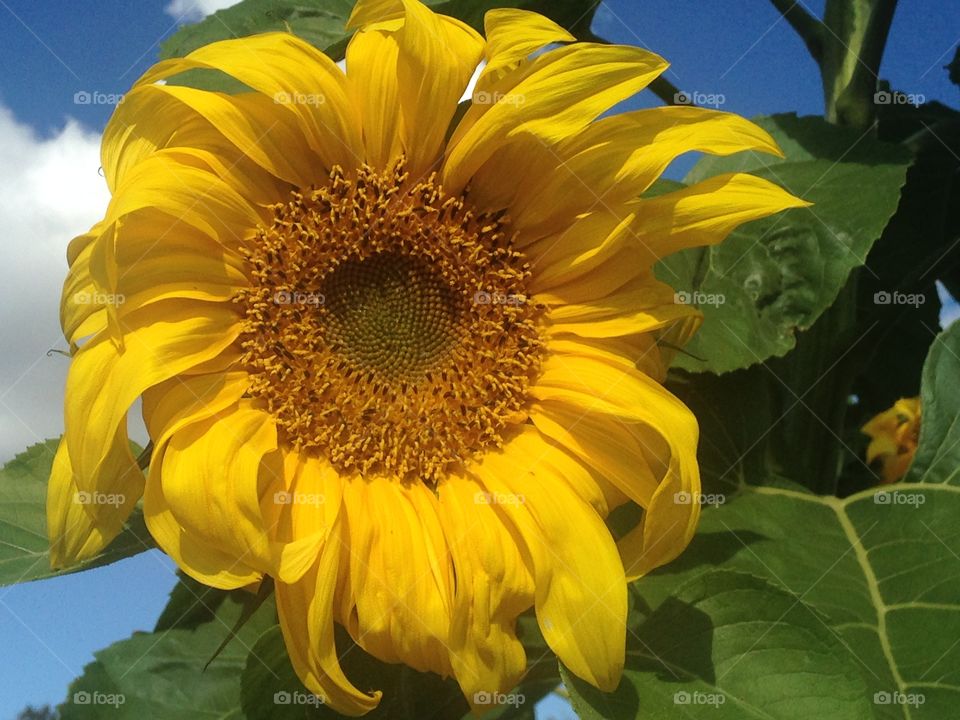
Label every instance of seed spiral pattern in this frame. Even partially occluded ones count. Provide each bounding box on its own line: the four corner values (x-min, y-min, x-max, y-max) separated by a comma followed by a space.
236, 161, 545, 483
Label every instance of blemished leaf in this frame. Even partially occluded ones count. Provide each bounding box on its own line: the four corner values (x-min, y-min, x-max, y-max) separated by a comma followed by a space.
59, 583, 277, 720
160, 0, 598, 62
570, 322, 960, 718
0, 439, 152, 587
657, 114, 911, 374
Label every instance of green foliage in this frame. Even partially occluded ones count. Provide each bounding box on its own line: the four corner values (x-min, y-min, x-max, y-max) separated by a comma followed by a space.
566, 324, 960, 719
8, 1, 960, 719
0, 439, 152, 587
59, 581, 277, 719
659, 114, 911, 375
159, 0, 598, 61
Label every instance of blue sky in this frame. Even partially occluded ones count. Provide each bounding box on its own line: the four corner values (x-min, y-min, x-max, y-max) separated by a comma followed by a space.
0, 0, 957, 717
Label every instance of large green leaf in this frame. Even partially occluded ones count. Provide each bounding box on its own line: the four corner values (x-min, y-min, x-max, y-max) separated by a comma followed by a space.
657, 114, 911, 374
160, 0, 598, 61
0, 439, 152, 587
241, 624, 470, 720
59, 583, 277, 719
567, 322, 960, 718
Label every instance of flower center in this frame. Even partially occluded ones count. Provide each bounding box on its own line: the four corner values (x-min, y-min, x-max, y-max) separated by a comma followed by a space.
321, 252, 462, 381
236, 161, 544, 483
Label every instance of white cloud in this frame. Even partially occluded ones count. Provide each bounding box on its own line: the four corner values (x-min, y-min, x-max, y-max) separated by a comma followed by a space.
165, 0, 241, 23
0, 106, 108, 462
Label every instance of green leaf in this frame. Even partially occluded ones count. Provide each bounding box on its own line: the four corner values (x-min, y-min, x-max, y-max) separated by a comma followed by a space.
570, 322, 960, 718
241, 624, 470, 720
564, 571, 872, 719
0, 439, 152, 587
60, 583, 277, 719
657, 114, 911, 375
160, 0, 599, 63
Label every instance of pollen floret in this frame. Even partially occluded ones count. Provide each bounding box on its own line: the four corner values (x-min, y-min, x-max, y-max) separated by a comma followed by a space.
237, 162, 545, 483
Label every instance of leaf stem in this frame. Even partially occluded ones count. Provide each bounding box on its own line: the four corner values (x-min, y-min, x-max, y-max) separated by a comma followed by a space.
768, 0, 825, 62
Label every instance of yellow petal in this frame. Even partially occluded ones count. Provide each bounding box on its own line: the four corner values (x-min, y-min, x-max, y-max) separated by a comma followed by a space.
47, 435, 142, 569
64, 300, 240, 498
444, 42, 668, 196
543, 272, 699, 339
349, 0, 484, 176
627, 172, 811, 262
61, 228, 108, 347
158, 402, 278, 579
101, 152, 263, 252
102, 84, 290, 201
345, 23, 404, 169
261, 451, 344, 584
337, 476, 453, 675
437, 474, 534, 706
476, 9, 574, 93
276, 511, 382, 716
474, 427, 626, 692
530, 351, 701, 579
137, 33, 362, 179
142, 372, 262, 589
529, 401, 660, 509
512, 106, 784, 236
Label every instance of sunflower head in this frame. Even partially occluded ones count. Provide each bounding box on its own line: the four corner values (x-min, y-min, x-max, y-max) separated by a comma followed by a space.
863, 397, 922, 484
48, 0, 807, 714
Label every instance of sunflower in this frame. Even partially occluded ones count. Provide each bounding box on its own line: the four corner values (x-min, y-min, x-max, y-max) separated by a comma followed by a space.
47, 1, 807, 714
863, 397, 921, 484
